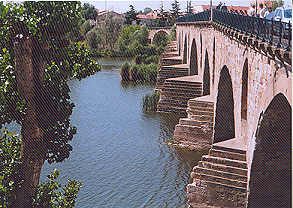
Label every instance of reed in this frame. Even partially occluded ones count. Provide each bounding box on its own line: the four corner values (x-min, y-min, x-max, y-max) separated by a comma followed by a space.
142, 91, 161, 112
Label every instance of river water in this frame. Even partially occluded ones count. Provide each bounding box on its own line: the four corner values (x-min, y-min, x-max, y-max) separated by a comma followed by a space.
39, 57, 206, 207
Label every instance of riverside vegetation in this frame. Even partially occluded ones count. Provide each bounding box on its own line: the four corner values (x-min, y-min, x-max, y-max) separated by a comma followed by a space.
0, 2, 99, 206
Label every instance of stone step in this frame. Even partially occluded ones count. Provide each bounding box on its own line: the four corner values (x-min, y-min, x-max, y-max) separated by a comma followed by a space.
157, 72, 188, 77
209, 148, 246, 162
187, 105, 214, 112
179, 118, 213, 127
188, 102, 214, 110
174, 131, 213, 145
162, 84, 202, 90
212, 144, 246, 155
175, 124, 213, 135
161, 59, 182, 66
164, 83, 202, 89
159, 97, 198, 104
187, 180, 247, 208
189, 114, 214, 122
198, 161, 247, 176
201, 155, 247, 169
191, 172, 247, 189
192, 166, 247, 182
186, 109, 214, 117
157, 106, 187, 114
165, 79, 202, 85
160, 92, 202, 99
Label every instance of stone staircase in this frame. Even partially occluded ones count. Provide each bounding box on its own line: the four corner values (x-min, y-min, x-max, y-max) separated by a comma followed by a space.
174, 96, 214, 149
155, 64, 189, 90
157, 76, 202, 114
187, 140, 248, 208
160, 56, 182, 66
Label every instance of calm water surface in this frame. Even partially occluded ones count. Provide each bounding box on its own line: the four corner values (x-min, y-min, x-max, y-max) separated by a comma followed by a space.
40, 57, 206, 207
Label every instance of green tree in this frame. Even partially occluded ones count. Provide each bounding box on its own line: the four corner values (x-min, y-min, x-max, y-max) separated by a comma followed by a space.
153, 2, 170, 27
272, 0, 284, 11
125, 5, 137, 25
103, 13, 124, 50
170, 25, 176, 41
82, 3, 98, 20
143, 7, 153, 15
0, 2, 99, 206
186, 1, 193, 15
170, 0, 181, 24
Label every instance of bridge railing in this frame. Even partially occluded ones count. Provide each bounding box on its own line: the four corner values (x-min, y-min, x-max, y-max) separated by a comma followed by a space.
176, 9, 211, 22
176, 9, 291, 51
213, 9, 291, 50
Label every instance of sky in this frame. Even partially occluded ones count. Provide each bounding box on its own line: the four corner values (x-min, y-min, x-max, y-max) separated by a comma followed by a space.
82, 0, 292, 13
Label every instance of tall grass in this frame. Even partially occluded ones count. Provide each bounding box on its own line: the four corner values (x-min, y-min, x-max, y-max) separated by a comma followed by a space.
142, 91, 161, 112
121, 62, 159, 82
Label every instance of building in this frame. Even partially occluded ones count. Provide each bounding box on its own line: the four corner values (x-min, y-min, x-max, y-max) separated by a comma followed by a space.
96, 10, 123, 25
192, 5, 249, 14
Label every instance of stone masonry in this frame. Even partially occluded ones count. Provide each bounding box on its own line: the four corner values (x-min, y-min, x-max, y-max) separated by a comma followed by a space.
156, 20, 291, 207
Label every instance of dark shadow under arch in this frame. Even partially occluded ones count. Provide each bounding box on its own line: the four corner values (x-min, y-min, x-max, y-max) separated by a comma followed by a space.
241, 59, 248, 120
183, 35, 187, 64
248, 93, 292, 208
189, 39, 198, 75
212, 37, 215, 84
203, 50, 210, 96
213, 66, 235, 143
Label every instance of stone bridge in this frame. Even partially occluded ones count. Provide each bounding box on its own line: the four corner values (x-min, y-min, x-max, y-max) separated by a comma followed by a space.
156, 9, 291, 208
148, 26, 171, 44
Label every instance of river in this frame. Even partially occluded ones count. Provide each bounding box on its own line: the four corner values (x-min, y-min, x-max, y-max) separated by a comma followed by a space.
39, 57, 206, 207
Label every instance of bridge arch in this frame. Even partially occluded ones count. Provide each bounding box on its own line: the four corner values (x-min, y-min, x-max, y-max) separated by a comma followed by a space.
189, 39, 198, 75
213, 66, 235, 143
248, 93, 291, 207
148, 28, 171, 44
203, 50, 210, 96
183, 35, 187, 64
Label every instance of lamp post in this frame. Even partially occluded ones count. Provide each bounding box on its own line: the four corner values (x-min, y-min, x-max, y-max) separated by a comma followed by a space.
255, 0, 257, 16
210, 0, 213, 21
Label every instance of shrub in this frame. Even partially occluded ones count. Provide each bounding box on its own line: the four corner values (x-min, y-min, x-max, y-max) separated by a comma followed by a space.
120, 62, 130, 81
0, 130, 22, 208
142, 91, 161, 112
0, 130, 82, 208
144, 55, 160, 65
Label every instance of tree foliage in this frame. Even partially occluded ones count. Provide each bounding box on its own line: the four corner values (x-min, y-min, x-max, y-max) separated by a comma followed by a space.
170, 0, 181, 24
143, 7, 153, 15
82, 3, 98, 20
0, 131, 82, 207
186, 1, 193, 15
0, 1, 99, 164
85, 13, 124, 56
125, 5, 137, 25
271, 0, 284, 11
0, 130, 22, 208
